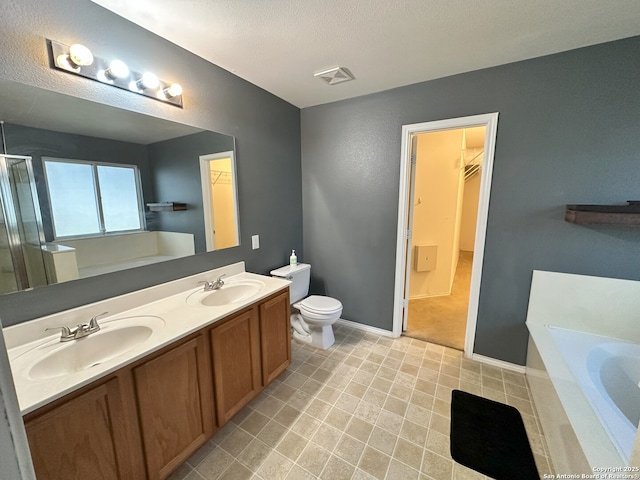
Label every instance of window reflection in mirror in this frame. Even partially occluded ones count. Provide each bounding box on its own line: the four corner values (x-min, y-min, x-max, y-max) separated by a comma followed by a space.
200, 151, 240, 251
43, 158, 145, 238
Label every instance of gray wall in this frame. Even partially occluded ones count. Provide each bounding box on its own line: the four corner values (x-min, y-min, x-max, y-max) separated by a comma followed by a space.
301, 36, 640, 365
148, 131, 236, 254
0, 0, 302, 325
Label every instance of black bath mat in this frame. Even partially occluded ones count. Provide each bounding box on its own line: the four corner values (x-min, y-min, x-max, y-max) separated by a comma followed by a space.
450, 389, 539, 480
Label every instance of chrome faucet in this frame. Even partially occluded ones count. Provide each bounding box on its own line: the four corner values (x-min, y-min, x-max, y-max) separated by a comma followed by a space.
46, 312, 107, 342
199, 274, 226, 291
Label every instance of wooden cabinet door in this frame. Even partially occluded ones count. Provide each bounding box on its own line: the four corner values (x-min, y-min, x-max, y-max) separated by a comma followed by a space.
259, 291, 291, 386
133, 335, 214, 480
210, 308, 261, 425
25, 378, 135, 480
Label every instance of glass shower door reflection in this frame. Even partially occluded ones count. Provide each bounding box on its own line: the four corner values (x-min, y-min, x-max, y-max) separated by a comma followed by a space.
0, 155, 48, 292
0, 197, 18, 293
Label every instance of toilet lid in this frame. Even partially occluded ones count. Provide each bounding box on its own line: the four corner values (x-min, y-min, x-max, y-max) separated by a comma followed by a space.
298, 295, 342, 314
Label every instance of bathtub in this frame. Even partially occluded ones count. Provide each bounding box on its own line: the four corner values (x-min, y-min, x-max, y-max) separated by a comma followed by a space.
547, 326, 640, 463
525, 270, 640, 472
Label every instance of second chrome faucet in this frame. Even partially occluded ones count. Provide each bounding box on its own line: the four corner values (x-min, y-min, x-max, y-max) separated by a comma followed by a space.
199, 274, 226, 292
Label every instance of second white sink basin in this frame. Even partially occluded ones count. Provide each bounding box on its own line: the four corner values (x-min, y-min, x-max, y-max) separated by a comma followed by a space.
186, 280, 264, 307
23, 316, 165, 381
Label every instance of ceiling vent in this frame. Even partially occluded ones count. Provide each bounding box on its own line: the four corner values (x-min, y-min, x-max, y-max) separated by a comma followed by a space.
314, 66, 355, 86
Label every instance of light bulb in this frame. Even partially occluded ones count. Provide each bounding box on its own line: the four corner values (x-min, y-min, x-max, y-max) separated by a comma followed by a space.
55, 54, 79, 72
68, 44, 93, 67
105, 60, 129, 80
137, 72, 159, 90
163, 83, 183, 98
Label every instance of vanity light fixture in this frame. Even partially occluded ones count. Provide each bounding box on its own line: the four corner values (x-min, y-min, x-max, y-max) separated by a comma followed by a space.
47, 39, 183, 108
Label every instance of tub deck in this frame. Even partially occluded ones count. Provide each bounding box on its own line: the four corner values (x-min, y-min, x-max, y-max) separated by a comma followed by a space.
524, 269, 640, 471
527, 323, 625, 470
546, 326, 637, 462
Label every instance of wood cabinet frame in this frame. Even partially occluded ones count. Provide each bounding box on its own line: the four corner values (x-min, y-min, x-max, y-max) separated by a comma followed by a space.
259, 290, 291, 385
23, 287, 291, 480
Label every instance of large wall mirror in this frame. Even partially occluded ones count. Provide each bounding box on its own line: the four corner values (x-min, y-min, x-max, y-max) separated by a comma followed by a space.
0, 79, 239, 295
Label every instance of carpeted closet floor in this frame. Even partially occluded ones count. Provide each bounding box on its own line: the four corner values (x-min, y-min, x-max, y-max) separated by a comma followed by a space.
405, 251, 473, 351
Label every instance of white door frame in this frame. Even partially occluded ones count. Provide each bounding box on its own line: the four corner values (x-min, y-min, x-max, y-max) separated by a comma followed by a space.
0, 315, 36, 478
392, 113, 499, 357
199, 150, 238, 252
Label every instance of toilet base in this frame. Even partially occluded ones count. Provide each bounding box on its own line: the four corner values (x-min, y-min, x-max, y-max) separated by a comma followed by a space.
291, 314, 336, 349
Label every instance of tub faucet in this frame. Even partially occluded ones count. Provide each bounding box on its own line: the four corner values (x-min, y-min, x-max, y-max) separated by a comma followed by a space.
199, 274, 226, 291
46, 312, 107, 342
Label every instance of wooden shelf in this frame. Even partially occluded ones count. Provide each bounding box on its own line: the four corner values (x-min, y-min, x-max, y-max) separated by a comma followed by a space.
146, 202, 187, 212
565, 202, 640, 226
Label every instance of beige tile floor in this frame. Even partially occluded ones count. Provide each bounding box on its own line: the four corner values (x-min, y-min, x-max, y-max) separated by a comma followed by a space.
168, 325, 552, 480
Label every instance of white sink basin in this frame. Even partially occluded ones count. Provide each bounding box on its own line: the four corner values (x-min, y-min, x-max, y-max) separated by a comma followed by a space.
21, 315, 165, 381
186, 280, 264, 307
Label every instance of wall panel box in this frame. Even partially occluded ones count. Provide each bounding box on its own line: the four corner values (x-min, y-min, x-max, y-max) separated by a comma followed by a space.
414, 245, 437, 271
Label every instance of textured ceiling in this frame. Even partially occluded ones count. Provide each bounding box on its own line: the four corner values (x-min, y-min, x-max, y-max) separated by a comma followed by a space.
91, 0, 640, 108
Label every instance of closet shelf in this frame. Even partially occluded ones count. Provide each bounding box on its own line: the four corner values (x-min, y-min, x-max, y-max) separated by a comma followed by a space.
565, 201, 640, 226
146, 202, 187, 212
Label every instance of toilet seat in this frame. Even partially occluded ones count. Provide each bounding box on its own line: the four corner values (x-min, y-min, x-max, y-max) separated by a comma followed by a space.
297, 295, 342, 315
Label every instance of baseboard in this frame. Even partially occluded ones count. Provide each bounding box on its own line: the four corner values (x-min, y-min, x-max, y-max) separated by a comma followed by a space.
469, 353, 526, 373
409, 291, 451, 300
335, 318, 397, 338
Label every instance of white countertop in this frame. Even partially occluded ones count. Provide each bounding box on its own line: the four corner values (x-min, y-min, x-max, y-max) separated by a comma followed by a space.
3, 262, 290, 415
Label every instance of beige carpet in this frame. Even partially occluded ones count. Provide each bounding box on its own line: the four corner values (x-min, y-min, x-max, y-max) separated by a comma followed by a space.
405, 251, 473, 350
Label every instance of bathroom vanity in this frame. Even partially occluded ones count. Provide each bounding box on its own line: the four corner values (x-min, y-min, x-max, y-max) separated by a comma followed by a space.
4, 262, 291, 480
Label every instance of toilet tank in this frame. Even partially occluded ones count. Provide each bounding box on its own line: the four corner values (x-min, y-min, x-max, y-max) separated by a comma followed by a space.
270, 263, 311, 303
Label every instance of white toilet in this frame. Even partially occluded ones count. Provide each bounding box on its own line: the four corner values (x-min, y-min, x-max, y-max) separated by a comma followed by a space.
270, 263, 342, 349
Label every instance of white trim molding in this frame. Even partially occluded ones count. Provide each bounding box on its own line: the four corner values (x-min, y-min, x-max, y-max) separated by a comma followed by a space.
470, 353, 526, 374
0, 317, 36, 479
335, 318, 396, 338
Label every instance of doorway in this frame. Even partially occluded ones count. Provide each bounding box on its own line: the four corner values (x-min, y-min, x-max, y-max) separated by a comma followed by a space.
405, 127, 484, 349
392, 113, 499, 356
199, 151, 240, 252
